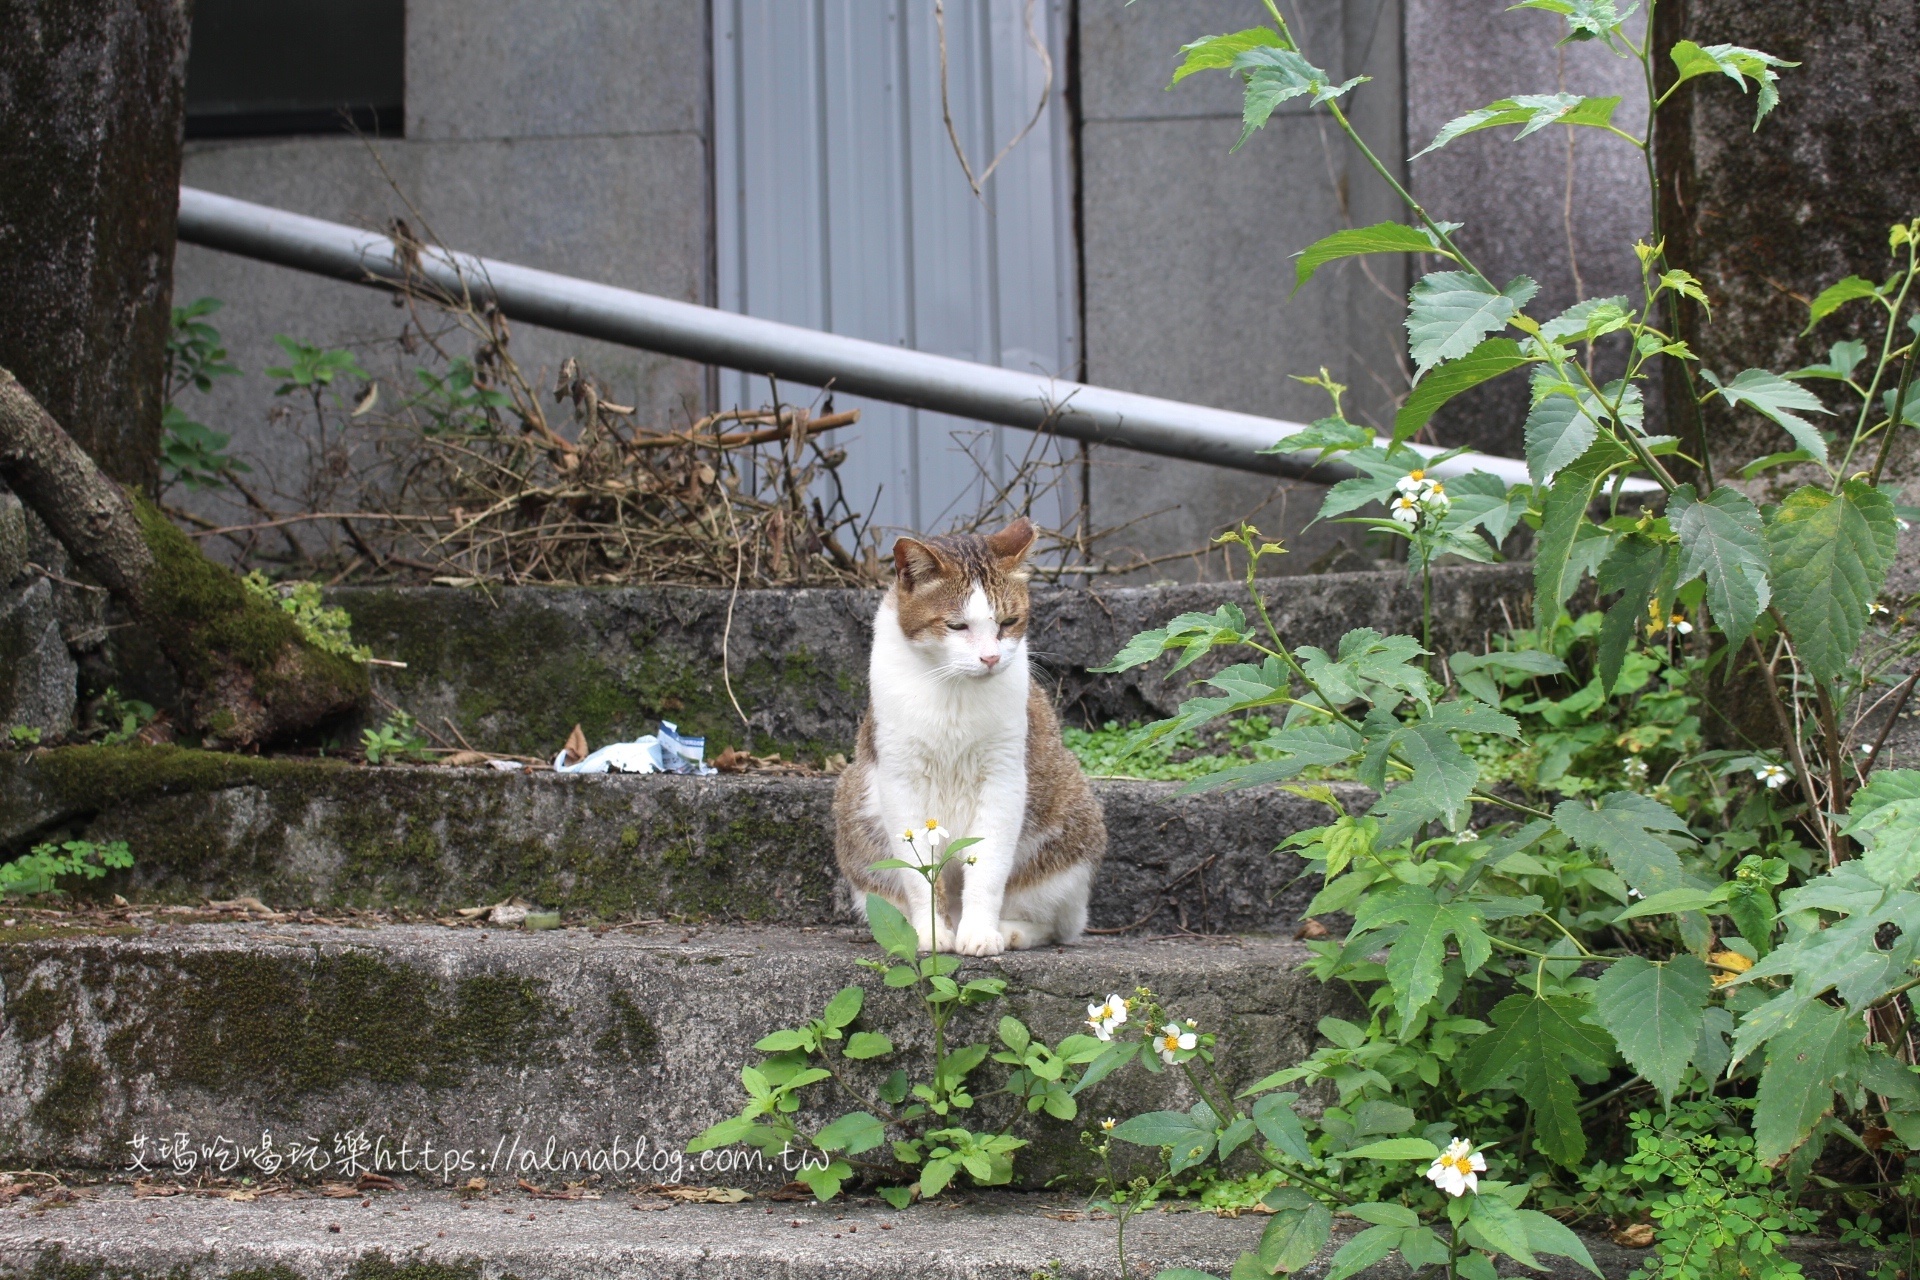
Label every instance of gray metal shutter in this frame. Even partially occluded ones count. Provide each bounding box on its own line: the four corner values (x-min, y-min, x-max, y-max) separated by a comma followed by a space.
714, 0, 1078, 541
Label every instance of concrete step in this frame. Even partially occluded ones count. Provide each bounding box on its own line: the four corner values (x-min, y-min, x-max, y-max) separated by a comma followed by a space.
2, 749, 1369, 932
317, 564, 1534, 760
0, 918, 1339, 1185
0, 1185, 1678, 1280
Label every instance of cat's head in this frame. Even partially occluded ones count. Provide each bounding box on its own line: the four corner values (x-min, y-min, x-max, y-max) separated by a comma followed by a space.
887, 517, 1036, 678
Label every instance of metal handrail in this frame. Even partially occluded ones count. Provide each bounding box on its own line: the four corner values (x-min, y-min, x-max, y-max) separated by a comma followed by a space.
177, 186, 1568, 489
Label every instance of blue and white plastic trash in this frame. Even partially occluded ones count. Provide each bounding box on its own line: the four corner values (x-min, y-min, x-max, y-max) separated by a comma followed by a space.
551, 721, 715, 775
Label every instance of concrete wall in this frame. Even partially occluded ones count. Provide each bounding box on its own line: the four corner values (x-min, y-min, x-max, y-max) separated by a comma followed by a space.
168, 0, 713, 532
1074, 0, 1409, 580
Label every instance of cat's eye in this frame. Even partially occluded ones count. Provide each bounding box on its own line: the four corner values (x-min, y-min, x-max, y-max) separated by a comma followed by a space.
999, 617, 1019, 628
947, 620, 968, 631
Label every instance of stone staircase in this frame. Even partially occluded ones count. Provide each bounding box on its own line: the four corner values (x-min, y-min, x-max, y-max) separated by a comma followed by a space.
0, 562, 1699, 1276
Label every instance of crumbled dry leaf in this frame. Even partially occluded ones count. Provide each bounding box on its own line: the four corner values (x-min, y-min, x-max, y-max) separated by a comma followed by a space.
1294, 917, 1331, 941
441, 750, 491, 768
319, 1182, 361, 1198
1612, 1223, 1654, 1247
643, 1184, 752, 1203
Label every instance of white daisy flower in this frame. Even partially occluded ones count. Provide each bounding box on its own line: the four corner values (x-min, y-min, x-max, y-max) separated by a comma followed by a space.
900, 819, 950, 859
1393, 469, 1430, 498
1156, 1022, 1198, 1064
1871, 602, 1890, 616
1390, 495, 1421, 526
1671, 612, 1693, 635
1100, 1117, 1117, 1132
1425, 1137, 1486, 1197
1086, 994, 1129, 1041
1755, 763, 1789, 789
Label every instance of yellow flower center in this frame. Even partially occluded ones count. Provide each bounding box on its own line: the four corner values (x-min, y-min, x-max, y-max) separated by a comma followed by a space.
1409, 469, 1425, 481
1162, 1033, 1181, 1051
924, 819, 940, 830
1444, 1154, 1473, 1173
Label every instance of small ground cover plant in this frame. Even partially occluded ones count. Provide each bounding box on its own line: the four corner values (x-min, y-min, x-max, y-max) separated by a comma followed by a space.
1082, 1, 1920, 1277
0, 839, 133, 897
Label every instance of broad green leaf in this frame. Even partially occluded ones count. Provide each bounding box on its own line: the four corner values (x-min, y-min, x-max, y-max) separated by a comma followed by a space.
1612, 886, 1729, 921
1230, 48, 1366, 149
1554, 791, 1694, 897
1517, 1209, 1602, 1276
1397, 1226, 1450, 1269
1071, 1039, 1140, 1095
843, 1032, 895, 1060
1513, 0, 1628, 43
822, 985, 864, 1029
1094, 605, 1248, 673
1449, 649, 1568, 704
1670, 483, 1770, 649
1767, 480, 1897, 686
1406, 272, 1540, 380
1357, 888, 1493, 1027
1539, 294, 1633, 343
1265, 415, 1375, 464
1669, 40, 1797, 128
1169, 27, 1287, 86
1296, 628, 1432, 712
1415, 93, 1622, 157
1157, 1272, 1223, 1280
1259, 1188, 1332, 1273
1324, 1226, 1402, 1280
1788, 338, 1869, 380
1534, 437, 1631, 628
1372, 721, 1479, 841
1252, 1092, 1313, 1162
1705, 368, 1831, 463
1109, 1109, 1209, 1148
1754, 1000, 1863, 1161
753, 1028, 812, 1053
1803, 277, 1881, 332
1295, 222, 1448, 293
1350, 1202, 1419, 1227
1525, 374, 1641, 483
794, 1158, 851, 1200
1840, 768, 1920, 887
1339, 1137, 1440, 1161
1393, 337, 1529, 440
866, 894, 920, 960
1458, 992, 1617, 1166
1594, 956, 1711, 1104
1352, 1099, 1417, 1136
1738, 448, 1816, 479
1595, 533, 1665, 694
1466, 1195, 1539, 1268
813, 1111, 886, 1155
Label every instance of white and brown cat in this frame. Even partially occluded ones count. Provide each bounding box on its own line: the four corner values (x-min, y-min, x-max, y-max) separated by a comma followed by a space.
833, 517, 1106, 956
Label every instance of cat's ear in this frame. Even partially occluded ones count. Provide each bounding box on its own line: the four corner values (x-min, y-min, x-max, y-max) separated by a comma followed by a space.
985, 516, 1036, 568
893, 537, 952, 592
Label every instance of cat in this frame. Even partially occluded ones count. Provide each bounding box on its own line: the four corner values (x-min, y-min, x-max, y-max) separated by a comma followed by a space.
833, 516, 1106, 956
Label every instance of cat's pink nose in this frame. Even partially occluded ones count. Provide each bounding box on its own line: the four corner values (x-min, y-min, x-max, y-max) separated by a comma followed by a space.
979, 653, 1000, 668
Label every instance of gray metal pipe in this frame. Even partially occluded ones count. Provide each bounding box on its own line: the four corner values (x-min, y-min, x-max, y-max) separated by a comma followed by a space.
177, 186, 1549, 488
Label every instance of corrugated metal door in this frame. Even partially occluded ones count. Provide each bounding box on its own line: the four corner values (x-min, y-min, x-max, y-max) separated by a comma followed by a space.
714, 0, 1078, 542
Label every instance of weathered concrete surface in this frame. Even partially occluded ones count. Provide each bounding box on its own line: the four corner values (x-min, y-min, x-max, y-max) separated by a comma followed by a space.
0, 578, 76, 738
327, 563, 1535, 758
0, 0, 189, 489
0, 748, 1364, 934
0, 1187, 1735, 1280
0, 922, 1341, 1188
1656, 0, 1920, 478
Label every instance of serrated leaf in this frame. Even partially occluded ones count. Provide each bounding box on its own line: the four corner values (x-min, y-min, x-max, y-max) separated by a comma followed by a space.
1516, 1209, 1602, 1276
1767, 480, 1897, 686
1358, 888, 1493, 1028
822, 985, 864, 1029
1467, 1195, 1540, 1268
1594, 956, 1711, 1105
1324, 1227, 1402, 1280
1295, 221, 1448, 293
1259, 1188, 1332, 1273
1554, 791, 1694, 897
1393, 338, 1530, 442
1788, 338, 1869, 380
1669, 40, 1797, 128
1540, 294, 1633, 342
1094, 605, 1248, 673
1670, 482, 1770, 648
1534, 437, 1632, 628
1803, 277, 1881, 332
1513, 0, 1627, 42
1753, 1000, 1862, 1161
1169, 26, 1287, 86
813, 1111, 886, 1155
1297, 628, 1431, 712
1406, 272, 1539, 380
1264, 415, 1375, 464
1415, 93, 1622, 157
1110, 1110, 1209, 1148
1840, 768, 1920, 887
1612, 886, 1729, 921
1230, 47, 1365, 149
1252, 1093, 1313, 1162
1458, 993, 1615, 1166
1371, 721, 1479, 842
1707, 368, 1831, 463
1524, 373, 1641, 482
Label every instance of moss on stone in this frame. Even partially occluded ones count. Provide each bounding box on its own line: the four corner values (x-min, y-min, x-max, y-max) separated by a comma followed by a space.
27, 1050, 104, 1147
594, 990, 660, 1066
344, 1256, 483, 1280
5, 978, 65, 1042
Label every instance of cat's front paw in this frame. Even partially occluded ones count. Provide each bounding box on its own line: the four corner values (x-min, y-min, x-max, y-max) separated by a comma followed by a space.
917, 920, 955, 953
952, 921, 1007, 956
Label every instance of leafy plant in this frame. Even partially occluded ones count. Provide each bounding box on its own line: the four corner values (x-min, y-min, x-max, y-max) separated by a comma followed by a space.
241, 572, 371, 663
361, 709, 432, 764
0, 839, 133, 897
1086, 2, 1920, 1276
6, 725, 41, 748
162, 297, 249, 492
687, 827, 1105, 1204
91, 688, 155, 746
